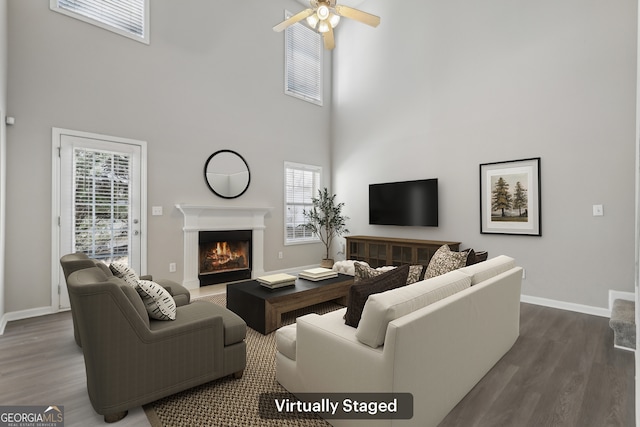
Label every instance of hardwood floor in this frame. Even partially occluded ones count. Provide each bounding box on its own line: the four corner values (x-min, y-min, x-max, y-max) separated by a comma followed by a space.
0, 302, 634, 427
0, 311, 149, 427
439, 303, 635, 427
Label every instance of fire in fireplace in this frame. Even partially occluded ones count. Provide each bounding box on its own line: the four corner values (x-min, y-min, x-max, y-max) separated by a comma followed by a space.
198, 230, 252, 286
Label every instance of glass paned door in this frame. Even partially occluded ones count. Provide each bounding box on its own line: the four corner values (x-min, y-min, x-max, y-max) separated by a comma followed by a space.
57, 133, 143, 309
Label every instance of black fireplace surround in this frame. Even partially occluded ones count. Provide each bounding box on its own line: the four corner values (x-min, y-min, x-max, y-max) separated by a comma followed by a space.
198, 230, 252, 286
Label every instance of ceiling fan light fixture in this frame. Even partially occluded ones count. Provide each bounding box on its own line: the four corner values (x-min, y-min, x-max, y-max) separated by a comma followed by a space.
318, 20, 330, 33
317, 5, 330, 21
329, 13, 340, 28
306, 14, 320, 28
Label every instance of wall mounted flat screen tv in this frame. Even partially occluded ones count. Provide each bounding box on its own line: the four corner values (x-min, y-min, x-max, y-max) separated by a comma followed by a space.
369, 179, 438, 226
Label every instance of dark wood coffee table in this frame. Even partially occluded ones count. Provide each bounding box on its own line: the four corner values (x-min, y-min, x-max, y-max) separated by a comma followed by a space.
226, 273, 354, 334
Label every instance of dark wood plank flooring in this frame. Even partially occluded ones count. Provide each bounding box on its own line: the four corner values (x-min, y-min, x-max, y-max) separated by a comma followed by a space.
0, 311, 148, 427
0, 303, 634, 426
439, 303, 635, 427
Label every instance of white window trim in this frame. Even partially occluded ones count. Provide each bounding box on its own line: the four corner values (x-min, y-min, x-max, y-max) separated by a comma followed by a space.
284, 161, 322, 246
49, 0, 150, 45
284, 10, 323, 106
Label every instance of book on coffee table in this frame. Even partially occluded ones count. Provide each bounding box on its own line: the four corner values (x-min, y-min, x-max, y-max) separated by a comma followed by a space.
257, 273, 297, 289
299, 267, 338, 281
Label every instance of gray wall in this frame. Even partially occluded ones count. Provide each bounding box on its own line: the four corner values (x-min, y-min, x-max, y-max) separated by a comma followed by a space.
331, 0, 637, 309
5, 0, 332, 312
0, 0, 7, 322
4, 0, 637, 313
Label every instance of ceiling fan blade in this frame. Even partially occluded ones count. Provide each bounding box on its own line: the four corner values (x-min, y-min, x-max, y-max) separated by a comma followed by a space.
273, 8, 315, 32
334, 5, 380, 28
323, 26, 335, 50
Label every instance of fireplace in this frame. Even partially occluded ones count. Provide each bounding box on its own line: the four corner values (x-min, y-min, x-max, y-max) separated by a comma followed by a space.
176, 204, 272, 290
198, 230, 252, 286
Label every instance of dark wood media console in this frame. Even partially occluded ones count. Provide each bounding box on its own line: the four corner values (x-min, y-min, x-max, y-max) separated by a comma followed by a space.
345, 235, 461, 268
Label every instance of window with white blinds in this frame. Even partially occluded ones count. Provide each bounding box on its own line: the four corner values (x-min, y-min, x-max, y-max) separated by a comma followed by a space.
50, 0, 149, 44
285, 162, 322, 244
73, 148, 131, 264
284, 11, 323, 106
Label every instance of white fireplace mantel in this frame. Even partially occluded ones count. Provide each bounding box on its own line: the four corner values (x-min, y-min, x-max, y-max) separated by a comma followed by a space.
175, 204, 273, 289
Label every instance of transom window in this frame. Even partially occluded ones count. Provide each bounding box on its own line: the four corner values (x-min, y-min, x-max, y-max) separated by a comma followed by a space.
285, 162, 322, 244
50, 0, 149, 44
284, 11, 323, 106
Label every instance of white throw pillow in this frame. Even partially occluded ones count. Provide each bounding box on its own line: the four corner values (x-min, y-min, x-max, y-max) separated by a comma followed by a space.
356, 270, 472, 348
109, 262, 139, 288
136, 280, 177, 320
332, 260, 368, 276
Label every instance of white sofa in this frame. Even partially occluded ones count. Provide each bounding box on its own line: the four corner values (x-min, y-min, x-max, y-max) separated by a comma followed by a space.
275, 256, 522, 427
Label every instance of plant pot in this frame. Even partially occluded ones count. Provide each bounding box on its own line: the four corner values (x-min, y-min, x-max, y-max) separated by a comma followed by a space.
320, 258, 334, 269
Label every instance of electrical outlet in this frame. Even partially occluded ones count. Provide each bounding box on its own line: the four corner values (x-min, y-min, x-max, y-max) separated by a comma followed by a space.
152, 206, 163, 216
169, 262, 176, 273
278, 251, 283, 259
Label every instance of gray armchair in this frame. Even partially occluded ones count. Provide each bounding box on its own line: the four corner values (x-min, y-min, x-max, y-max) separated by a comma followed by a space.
60, 253, 191, 346
66, 266, 246, 422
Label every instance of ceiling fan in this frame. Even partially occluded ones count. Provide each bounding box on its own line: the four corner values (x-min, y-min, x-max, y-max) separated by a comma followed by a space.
273, 0, 381, 50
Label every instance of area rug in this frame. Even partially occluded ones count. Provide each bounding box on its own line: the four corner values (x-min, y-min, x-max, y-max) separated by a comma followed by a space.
144, 293, 339, 427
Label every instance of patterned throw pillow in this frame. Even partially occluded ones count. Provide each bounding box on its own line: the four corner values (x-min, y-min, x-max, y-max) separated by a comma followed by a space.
109, 262, 139, 288
355, 262, 423, 284
425, 245, 468, 279
345, 265, 410, 328
136, 280, 177, 321
354, 262, 382, 282
406, 265, 424, 284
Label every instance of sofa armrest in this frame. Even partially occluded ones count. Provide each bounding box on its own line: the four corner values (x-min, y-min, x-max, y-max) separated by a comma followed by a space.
293, 309, 393, 393
154, 278, 191, 305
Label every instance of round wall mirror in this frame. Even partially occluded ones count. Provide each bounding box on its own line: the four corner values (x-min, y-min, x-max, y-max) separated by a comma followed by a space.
204, 150, 251, 199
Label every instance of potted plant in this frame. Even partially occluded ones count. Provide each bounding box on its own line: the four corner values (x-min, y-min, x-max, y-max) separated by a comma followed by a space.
302, 188, 349, 268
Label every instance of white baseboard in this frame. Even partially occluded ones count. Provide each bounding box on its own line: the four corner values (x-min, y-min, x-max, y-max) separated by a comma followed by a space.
521, 294, 610, 318
0, 306, 57, 335
614, 343, 636, 352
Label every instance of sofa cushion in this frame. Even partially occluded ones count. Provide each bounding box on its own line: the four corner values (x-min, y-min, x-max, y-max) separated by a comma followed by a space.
136, 280, 177, 320
276, 324, 298, 361
425, 245, 469, 279
109, 262, 139, 288
458, 255, 515, 285
356, 270, 473, 348
345, 265, 410, 328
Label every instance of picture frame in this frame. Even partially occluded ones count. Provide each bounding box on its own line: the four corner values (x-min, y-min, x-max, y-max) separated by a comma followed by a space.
480, 157, 541, 236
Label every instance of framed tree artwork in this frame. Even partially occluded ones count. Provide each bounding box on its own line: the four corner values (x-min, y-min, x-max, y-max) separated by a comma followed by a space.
480, 157, 541, 236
